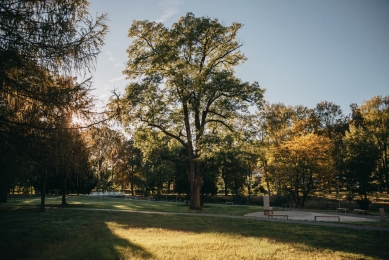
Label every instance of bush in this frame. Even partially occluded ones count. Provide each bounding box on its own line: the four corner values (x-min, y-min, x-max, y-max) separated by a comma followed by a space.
271, 195, 290, 206
355, 197, 371, 210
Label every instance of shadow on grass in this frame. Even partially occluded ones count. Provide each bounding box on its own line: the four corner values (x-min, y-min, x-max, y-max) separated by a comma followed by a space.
1, 206, 389, 259
0, 208, 154, 260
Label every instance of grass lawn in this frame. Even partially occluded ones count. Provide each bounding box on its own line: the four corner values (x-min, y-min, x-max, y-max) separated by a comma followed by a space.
2, 195, 263, 216
1, 197, 389, 259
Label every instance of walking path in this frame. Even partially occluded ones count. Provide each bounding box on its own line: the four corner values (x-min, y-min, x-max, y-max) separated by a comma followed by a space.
52, 207, 389, 232
245, 209, 378, 222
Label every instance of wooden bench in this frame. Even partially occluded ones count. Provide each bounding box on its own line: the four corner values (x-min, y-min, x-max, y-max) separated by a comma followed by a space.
226, 202, 234, 205
354, 209, 367, 215
336, 208, 348, 213
314, 215, 340, 222
268, 214, 288, 219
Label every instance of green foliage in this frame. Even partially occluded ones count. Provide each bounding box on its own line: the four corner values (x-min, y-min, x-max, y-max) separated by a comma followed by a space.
112, 12, 264, 209
0, 0, 108, 72
341, 125, 380, 198
0, 0, 107, 203
355, 197, 372, 210
274, 133, 334, 207
359, 95, 389, 193
271, 195, 291, 206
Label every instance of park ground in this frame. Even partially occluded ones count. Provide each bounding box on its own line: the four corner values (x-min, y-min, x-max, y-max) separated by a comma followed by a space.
1, 195, 389, 260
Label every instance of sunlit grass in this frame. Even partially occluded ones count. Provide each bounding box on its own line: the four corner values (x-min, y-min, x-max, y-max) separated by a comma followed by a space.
1, 207, 388, 259
105, 222, 362, 260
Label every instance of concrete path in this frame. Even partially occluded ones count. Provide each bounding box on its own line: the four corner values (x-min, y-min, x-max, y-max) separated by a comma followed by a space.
245, 210, 378, 222
52, 207, 389, 232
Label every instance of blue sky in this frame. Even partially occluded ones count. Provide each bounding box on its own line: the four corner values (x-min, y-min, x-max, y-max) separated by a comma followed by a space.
88, 0, 389, 116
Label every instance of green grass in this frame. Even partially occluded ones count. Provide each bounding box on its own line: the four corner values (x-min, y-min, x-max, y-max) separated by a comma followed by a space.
2, 195, 263, 216
1, 206, 388, 259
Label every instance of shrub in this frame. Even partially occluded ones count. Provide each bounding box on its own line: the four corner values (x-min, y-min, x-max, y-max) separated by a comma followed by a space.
271, 195, 290, 206
355, 197, 371, 210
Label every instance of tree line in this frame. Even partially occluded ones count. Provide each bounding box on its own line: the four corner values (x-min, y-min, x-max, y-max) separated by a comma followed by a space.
0, 3, 388, 210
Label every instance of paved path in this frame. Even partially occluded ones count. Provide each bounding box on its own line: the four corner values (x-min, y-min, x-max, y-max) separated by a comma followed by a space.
245, 210, 378, 222
51, 207, 389, 232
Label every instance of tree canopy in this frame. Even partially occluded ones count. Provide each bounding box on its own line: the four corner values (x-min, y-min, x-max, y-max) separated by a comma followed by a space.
0, 0, 107, 204
111, 13, 264, 209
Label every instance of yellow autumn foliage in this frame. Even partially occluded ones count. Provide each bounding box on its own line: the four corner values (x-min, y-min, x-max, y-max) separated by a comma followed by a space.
273, 133, 334, 206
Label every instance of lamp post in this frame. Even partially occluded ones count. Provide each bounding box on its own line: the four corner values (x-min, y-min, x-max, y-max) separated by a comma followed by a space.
335, 176, 340, 208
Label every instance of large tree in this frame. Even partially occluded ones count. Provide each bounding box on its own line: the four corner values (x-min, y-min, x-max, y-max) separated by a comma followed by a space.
0, 0, 107, 203
0, 0, 107, 72
112, 13, 264, 209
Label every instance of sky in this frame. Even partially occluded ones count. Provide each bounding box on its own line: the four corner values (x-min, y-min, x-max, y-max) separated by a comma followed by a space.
88, 0, 389, 116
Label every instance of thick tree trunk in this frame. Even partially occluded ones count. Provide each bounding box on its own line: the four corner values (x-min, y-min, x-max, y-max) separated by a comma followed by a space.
189, 175, 203, 210
185, 144, 204, 210
183, 102, 203, 210
187, 157, 203, 210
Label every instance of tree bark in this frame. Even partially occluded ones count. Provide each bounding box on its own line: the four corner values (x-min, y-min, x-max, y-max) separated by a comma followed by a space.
189, 174, 203, 210
384, 143, 389, 193
61, 179, 67, 205
183, 102, 203, 210
40, 172, 47, 211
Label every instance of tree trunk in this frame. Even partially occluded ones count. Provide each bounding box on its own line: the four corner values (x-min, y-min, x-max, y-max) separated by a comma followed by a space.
187, 158, 203, 210
0, 186, 7, 203
262, 161, 271, 195
183, 102, 202, 210
384, 144, 389, 194
129, 166, 135, 196
189, 175, 203, 210
186, 147, 203, 210
40, 172, 47, 211
222, 169, 228, 196
61, 179, 67, 205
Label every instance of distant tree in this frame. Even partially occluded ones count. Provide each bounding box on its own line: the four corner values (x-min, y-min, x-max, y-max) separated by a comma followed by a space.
313, 101, 348, 192
134, 129, 176, 196
84, 126, 123, 192
114, 140, 142, 195
200, 163, 218, 204
257, 103, 311, 195
358, 95, 389, 193
314, 101, 346, 138
273, 133, 333, 207
341, 125, 380, 198
112, 13, 264, 209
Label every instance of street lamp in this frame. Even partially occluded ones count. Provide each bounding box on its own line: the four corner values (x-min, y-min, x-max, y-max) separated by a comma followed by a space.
335, 176, 340, 208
